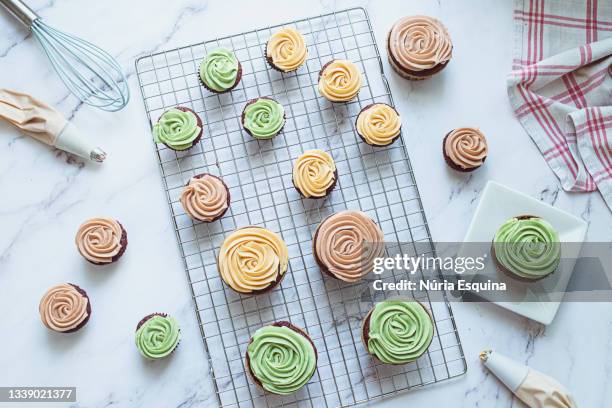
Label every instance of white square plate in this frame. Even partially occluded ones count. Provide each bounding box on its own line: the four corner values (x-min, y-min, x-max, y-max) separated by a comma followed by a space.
462, 181, 588, 325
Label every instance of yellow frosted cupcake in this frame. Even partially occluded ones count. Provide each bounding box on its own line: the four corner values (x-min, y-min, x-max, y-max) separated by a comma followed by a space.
217, 226, 289, 294
265, 28, 308, 72
356, 103, 402, 146
292, 149, 337, 198
318, 59, 362, 102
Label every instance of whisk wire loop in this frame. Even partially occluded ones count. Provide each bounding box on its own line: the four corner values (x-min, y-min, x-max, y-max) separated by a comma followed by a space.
30, 19, 129, 111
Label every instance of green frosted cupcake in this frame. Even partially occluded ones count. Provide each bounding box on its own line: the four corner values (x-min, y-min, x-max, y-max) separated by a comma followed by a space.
362, 300, 434, 365
152, 106, 203, 151
241, 97, 285, 140
199, 48, 242, 93
492, 215, 561, 281
135, 313, 180, 360
246, 321, 317, 395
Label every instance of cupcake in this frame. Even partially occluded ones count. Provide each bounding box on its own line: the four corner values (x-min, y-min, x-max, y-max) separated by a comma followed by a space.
442, 127, 488, 172
362, 300, 434, 365
218, 226, 289, 294
355, 103, 402, 146
491, 215, 561, 281
318, 59, 362, 102
292, 149, 337, 198
265, 27, 308, 72
387, 16, 453, 80
199, 48, 242, 93
241, 97, 285, 139
180, 173, 230, 222
245, 321, 317, 395
75, 217, 127, 265
39, 283, 91, 333
152, 106, 203, 151
313, 210, 385, 282
135, 313, 180, 360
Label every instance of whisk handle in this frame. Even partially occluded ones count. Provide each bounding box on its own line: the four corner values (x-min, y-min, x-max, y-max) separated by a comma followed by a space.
0, 0, 39, 28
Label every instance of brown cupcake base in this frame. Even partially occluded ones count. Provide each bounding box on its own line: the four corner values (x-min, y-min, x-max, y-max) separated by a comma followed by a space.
241, 97, 286, 139
491, 215, 556, 282
157, 106, 204, 152
62, 283, 92, 333
355, 103, 402, 147
183, 173, 231, 223
386, 31, 451, 80
85, 221, 128, 265
292, 168, 338, 199
217, 226, 287, 295
442, 131, 486, 172
318, 59, 360, 102
361, 300, 434, 365
199, 60, 243, 94
245, 321, 317, 395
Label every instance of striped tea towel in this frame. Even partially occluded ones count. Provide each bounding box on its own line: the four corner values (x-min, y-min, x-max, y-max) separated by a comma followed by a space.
508, 0, 612, 211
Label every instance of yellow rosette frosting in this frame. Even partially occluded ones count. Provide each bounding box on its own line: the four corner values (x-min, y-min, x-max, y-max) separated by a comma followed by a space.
266, 28, 308, 72
293, 149, 337, 198
218, 227, 289, 294
318, 60, 362, 102
356, 103, 402, 146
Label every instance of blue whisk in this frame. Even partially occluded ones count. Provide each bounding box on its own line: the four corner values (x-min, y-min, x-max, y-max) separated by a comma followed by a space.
0, 0, 130, 111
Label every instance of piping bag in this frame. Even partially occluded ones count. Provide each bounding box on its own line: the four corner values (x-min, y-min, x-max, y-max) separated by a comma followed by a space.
480, 350, 577, 408
0, 89, 105, 162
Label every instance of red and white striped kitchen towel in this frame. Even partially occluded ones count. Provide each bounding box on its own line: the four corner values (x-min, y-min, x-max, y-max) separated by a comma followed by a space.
508, 0, 612, 211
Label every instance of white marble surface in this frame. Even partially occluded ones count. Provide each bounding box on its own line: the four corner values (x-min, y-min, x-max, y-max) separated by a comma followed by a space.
0, 0, 611, 407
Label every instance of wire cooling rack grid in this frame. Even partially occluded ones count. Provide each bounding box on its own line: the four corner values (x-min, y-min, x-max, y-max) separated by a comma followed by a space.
135, 7, 466, 408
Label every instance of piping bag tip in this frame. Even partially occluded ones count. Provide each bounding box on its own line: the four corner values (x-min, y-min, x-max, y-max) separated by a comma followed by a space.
56, 122, 106, 163
479, 350, 492, 362
91, 148, 107, 163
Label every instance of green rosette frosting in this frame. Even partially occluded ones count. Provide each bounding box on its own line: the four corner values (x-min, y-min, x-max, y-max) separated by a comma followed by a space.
367, 301, 433, 365
493, 217, 561, 280
199, 48, 239, 92
135, 315, 180, 359
153, 108, 201, 150
243, 98, 285, 139
247, 325, 316, 395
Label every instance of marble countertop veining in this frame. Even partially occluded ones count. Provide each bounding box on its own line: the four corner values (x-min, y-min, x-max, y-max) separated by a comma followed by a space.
1, 0, 611, 407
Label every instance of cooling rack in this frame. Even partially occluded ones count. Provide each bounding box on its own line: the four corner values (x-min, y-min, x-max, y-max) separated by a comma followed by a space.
135, 7, 466, 408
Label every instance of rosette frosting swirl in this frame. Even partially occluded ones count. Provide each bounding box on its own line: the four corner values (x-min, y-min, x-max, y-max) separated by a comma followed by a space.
218, 227, 289, 293
367, 300, 434, 364
266, 28, 308, 72
247, 324, 317, 395
356, 103, 402, 146
135, 314, 180, 359
314, 210, 385, 282
293, 149, 337, 198
493, 216, 561, 280
75, 217, 123, 264
388, 15, 452, 72
444, 127, 488, 170
180, 174, 229, 222
153, 108, 201, 151
39, 284, 89, 332
318, 60, 362, 102
242, 98, 285, 139
199, 48, 239, 92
